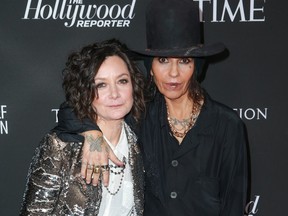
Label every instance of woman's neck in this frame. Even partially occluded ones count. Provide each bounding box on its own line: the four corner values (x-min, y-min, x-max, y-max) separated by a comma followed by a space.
97, 119, 123, 147
165, 95, 203, 144
165, 97, 194, 119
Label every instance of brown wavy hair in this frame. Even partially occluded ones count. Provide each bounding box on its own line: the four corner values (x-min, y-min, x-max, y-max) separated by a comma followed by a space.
62, 39, 145, 123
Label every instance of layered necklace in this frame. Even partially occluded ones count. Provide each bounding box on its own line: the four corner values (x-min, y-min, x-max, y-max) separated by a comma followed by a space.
167, 102, 201, 138
105, 157, 127, 196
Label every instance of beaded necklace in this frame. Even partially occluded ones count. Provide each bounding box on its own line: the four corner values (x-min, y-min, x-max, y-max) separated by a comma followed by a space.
105, 157, 126, 196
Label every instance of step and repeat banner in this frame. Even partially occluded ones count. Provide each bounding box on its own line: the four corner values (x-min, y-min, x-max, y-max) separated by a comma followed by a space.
1, 0, 287, 215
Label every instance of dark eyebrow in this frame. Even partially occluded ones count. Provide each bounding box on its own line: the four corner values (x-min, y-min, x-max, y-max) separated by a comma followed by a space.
94, 73, 130, 81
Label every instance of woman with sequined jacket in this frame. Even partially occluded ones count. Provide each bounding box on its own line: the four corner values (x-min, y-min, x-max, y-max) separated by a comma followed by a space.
20, 39, 145, 216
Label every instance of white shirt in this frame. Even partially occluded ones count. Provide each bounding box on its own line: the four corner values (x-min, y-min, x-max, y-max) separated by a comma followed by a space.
98, 124, 135, 216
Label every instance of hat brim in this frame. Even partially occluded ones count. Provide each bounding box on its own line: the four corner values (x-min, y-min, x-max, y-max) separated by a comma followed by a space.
133, 43, 226, 57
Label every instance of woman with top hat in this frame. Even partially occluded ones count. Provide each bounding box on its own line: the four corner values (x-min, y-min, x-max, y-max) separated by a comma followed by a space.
55, 0, 248, 215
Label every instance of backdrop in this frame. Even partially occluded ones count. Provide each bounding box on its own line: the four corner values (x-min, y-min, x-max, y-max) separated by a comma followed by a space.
1, 0, 287, 215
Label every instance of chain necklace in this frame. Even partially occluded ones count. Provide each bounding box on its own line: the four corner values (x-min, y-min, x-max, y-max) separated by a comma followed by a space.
105, 157, 126, 196
167, 102, 201, 138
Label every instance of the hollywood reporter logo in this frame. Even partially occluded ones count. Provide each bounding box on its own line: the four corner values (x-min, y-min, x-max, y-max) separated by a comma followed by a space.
22, 0, 136, 28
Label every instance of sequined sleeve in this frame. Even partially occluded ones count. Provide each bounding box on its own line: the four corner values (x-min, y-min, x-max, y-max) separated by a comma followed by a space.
20, 134, 66, 215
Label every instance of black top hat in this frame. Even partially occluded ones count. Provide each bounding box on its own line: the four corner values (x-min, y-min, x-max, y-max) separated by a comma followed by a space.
135, 0, 225, 57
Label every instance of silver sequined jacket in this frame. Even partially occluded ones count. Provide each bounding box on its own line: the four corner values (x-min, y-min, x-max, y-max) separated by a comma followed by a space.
20, 122, 144, 216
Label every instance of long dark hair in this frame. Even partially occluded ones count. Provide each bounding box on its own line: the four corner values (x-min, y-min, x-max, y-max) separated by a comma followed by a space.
62, 39, 145, 123
188, 58, 205, 106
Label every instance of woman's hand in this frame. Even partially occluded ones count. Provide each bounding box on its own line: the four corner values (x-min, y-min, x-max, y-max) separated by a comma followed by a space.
81, 130, 123, 186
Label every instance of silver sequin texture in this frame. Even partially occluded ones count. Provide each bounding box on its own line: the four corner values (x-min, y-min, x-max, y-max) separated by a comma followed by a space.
20, 122, 144, 215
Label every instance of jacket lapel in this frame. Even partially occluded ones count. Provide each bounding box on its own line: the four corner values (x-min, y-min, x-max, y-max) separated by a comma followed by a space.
124, 122, 144, 215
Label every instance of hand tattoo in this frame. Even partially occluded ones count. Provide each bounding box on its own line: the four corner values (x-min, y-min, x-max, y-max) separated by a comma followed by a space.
86, 135, 105, 152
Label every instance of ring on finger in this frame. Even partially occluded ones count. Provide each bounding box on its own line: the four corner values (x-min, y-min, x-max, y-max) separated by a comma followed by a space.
94, 165, 101, 174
